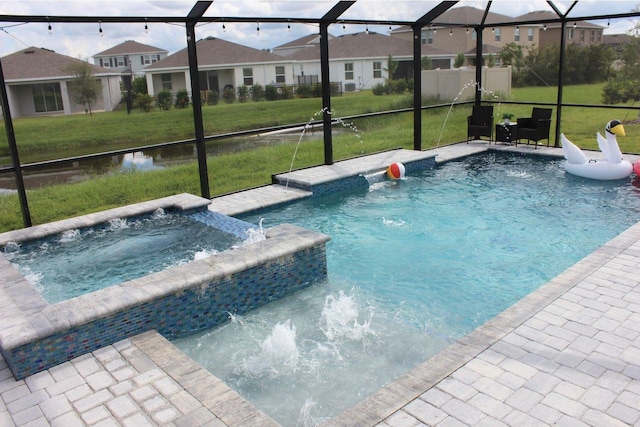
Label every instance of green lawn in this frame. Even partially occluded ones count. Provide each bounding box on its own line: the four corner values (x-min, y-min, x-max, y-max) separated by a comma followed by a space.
1, 84, 639, 232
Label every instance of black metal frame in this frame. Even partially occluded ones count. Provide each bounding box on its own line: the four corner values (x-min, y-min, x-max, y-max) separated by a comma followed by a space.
2, 1, 640, 228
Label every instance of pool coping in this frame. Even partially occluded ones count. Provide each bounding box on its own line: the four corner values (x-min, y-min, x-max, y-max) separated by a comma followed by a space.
2, 142, 640, 426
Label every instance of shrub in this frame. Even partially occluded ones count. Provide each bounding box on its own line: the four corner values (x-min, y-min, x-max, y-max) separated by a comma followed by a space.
251, 84, 264, 101
206, 90, 219, 105
137, 94, 154, 112
372, 83, 386, 96
174, 89, 189, 108
222, 85, 235, 103
280, 85, 293, 100
265, 84, 278, 101
157, 90, 173, 110
296, 84, 312, 98
237, 85, 249, 103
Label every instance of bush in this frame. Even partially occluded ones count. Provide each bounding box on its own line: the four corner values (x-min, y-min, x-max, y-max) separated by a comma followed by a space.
280, 85, 293, 100
205, 90, 219, 105
157, 90, 173, 110
237, 85, 249, 103
251, 84, 264, 101
372, 83, 386, 96
222, 85, 235, 103
265, 85, 278, 101
296, 84, 312, 98
137, 94, 154, 112
174, 89, 189, 108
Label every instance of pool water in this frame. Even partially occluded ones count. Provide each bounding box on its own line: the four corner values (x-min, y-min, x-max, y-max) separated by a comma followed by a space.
174, 152, 640, 426
3, 209, 243, 303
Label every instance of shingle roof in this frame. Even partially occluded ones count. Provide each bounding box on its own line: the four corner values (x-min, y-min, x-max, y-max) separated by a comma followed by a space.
93, 40, 168, 57
274, 34, 323, 49
515, 11, 603, 29
145, 36, 283, 70
2, 47, 114, 81
288, 31, 453, 61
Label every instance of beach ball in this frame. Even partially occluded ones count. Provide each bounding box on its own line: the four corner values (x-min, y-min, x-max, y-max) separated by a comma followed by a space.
634, 160, 640, 176
387, 162, 405, 180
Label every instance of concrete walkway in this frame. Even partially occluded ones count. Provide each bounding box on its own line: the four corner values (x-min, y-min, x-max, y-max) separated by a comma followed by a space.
1, 142, 639, 426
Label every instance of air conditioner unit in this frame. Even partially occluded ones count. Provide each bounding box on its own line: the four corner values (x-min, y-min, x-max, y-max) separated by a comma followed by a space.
344, 83, 356, 92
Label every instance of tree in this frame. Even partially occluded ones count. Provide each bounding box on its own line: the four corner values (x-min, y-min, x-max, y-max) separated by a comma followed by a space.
384, 54, 398, 81
421, 56, 432, 70
601, 36, 640, 116
453, 53, 465, 68
65, 59, 101, 115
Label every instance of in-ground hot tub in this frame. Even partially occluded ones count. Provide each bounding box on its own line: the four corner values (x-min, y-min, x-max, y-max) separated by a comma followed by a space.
0, 193, 330, 379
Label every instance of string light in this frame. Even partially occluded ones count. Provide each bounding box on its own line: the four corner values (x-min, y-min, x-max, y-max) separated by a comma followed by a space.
607, 19, 610, 26
256, 21, 260, 33
543, 24, 547, 31
47, 17, 52, 34
144, 18, 148, 33
450, 27, 453, 36
99, 21, 103, 36
573, 22, 577, 28
222, 22, 226, 31
365, 24, 369, 34
287, 21, 291, 32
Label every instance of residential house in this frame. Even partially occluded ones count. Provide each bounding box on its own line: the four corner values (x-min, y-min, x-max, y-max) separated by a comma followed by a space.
282, 31, 454, 91
390, 6, 604, 65
92, 40, 169, 89
1, 47, 122, 117
143, 36, 293, 97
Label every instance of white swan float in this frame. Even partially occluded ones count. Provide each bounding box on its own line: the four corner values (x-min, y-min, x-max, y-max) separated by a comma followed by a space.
561, 120, 632, 180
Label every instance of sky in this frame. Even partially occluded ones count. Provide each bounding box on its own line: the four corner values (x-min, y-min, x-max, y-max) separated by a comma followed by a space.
0, 1, 638, 61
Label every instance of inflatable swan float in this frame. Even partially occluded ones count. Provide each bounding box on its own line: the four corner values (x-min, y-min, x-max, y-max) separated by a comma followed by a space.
561, 120, 632, 180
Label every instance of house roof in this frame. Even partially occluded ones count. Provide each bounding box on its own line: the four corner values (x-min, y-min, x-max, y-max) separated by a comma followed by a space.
274, 34, 324, 50
515, 11, 603, 29
603, 33, 636, 45
288, 31, 452, 61
392, 6, 514, 33
1, 47, 114, 81
93, 40, 168, 57
145, 36, 283, 70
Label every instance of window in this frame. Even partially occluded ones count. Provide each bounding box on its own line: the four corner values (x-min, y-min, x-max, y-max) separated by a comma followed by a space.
141, 54, 160, 65
275, 66, 285, 83
161, 74, 172, 90
427, 30, 434, 44
117, 56, 126, 67
494, 28, 501, 42
32, 83, 63, 113
514, 27, 520, 42
471, 29, 477, 40
568, 28, 574, 40
243, 68, 253, 85
344, 63, 354, 80
580, 29, 585, 42
373, 61, 382, 79
590, 30, 595, 43
528, 28, 534, 42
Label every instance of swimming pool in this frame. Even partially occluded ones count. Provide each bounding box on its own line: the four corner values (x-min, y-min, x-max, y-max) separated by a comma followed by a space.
173, 152, 640, 426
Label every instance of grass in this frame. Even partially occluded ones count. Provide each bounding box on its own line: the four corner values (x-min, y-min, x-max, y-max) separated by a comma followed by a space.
1, 84, 639, 232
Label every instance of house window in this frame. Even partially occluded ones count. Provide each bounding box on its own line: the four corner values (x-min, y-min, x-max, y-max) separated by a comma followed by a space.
580, 29, 585, 42
275, 66, 285, 83
590, 30, 595, 43
528, 28, 534, 41
427, 30, 434, 44
243, 68, 253, 85
141, 55, 160, 65
597, 31, 601, 43
568, 28, 574, 40
494, 28, 501, 42
344, 63, 354, 80
32, 83, 63, 113
373, 61, 382, 79
471, 29, 477, 40
514, 27, 520, 42
161, 74, 172, 90
117, 56, 126, 67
